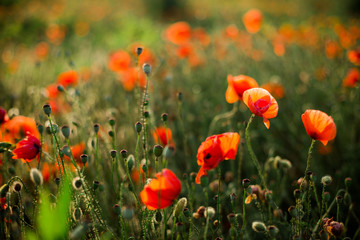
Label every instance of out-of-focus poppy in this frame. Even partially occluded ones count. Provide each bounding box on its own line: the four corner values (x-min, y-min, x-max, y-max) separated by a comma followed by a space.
42, 162, 57, 182
192, 28, 211, 46
224, 24, 239, 39
242, 9, 263, 34
176, 44, 194, 59
152, 127, 173, 146
138, 48, 156, 66
261, 82, 285, 99
140, 168, 181, 210
165, 22, 191, 45
12, 134, 41, 162
46, 24, 66, 45
325, 40, 342, 59
226, 75, 258, 103
57, 70, 78, 87
196, 132, 240, 184
1, 116, 39, 143
243, 88, 278, 129
118, 67, 146, 91
301, 110, 336, 146
342, 68, 359, 88
46, 84, 60, 99
64, 142, 86, 163
108, 50, 131, 72
348, 49, 360, 66
35, 42, 49, 61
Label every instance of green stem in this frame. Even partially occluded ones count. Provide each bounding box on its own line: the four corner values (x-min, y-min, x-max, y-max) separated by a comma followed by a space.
217, 167, 221, 223
241, 188, 246, 238
48, 116, 66, 175
95, 133, 99, 179
204, 188, 209, 240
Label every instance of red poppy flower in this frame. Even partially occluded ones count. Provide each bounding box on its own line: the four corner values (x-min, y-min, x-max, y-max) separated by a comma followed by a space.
118, 67, 146, 91
12, 134, 41, 162
242, 9, 263, 34
176, 44, 194, 59
301, 110, 336, 146
192, 28, 211, 46
325, 40, 342, 59
226, 75, 259, 103
0, 108, 9, 125
196, 132, 240, 184
57, 70, 78, 87
46, 84, 60, 99
35, 42, 49, 61
165, 22, 191, 45
348, 49, 360, 66
342, 68, 359, 88
243, 88, 278, 129
1, 116, 39, 143
140, 168, 181, 210
152, 127, 173, 146
108, 50, 131, 72
64, 142, 86, 163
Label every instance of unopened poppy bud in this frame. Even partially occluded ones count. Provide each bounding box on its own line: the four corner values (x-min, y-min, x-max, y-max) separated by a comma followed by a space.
108, 130, 114, 138
321, 175, 332, 186
136, 47, 143, 56
127, 155, 135, 171
324, 192, 330, 202
54, 177, 61, 186
163, 145, 175, 158
13, 182, 22, 192
93, 123, 100, 133
230, 193, 237, 201
135, 121, 142, 133
155, 210, 162, 222
196, 206, 206, 217
0, 184, 9, 198
57, 85, 65, 92
345, 177, 352, 188
204, 207, 215, 219
50, 124, 59, 134
72, 177, 82, 190
30, 168, 43, 186
288, 206, 298, 218
328, 221, 344, 237
279, 159, 292, 169
294, 189, 301, 199
310, 172, 317, 182
62, 145, 71, 157
93, 180, 100, 190
142, 63, 151, 76
80, 154, 88, 165
61, 125, 70, 138
200, 175, 209, 188
43, 104, 51, 116
108, 118, 116, 126
144, 111, 150, 118
113, 204, 121, 215
242, 178, 251, 188
268, 225, 279, 237
153, 145, 163, 157
183, 208, 191, 218
37, 123, 44, 134
161, 113, 168, 122
177, 92, 183, 102
190, 172, 197, 182
176, 222, 184, 232
336, 195, 343, 204
120, 149, 128, 158
174, 198, 187, 218
252, 221, 267, 233
142, 164, 147, 173
110, 150, 117, 159
73, 208, 82, 221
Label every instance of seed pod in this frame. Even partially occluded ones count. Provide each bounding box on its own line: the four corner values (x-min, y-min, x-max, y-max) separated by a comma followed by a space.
127, 155, 135, 171
93, 123, 100, 133
30, 168, 43, 186
321, 175, 332, 186
120, 149, 128, 158
109, 118, 115, 126
268, 225, 279, 237
135, 121, 142, 133
153, 145, 163, 157
142, 63, 151, 76
43, 104, 51, 116
72, 177, 82, 190
80, 154, 88, 165
161, 113, 168, 122
37, 124, 44, 134
136, 47, 143, 56
110, 150, 117, 159
242, 178, 251, 188
61, 125, 70, 138
113, 204, 121, 215
252, 221, 267, 233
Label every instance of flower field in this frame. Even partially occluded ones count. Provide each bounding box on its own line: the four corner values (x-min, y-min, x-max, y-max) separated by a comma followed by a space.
0, 0, 360, 239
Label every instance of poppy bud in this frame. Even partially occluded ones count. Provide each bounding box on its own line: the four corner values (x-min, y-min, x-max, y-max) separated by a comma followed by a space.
57, 85, 65, 92
142, 164, 147, 173
200, 175, 209, 188
12, 182, 22, 192
72, 177, 82, 190
61, 125, 70, 138
242, 178, 251, 188
108, 130, 114, 138
345, 177, 352, 188
110, 150, 117, 159
30, 168, 43, 186
93, 123, 100, 133
161, 113, 168, 122
336, 195, 343, 204
268, 225, 279, 237
113, 204, 121, 215
176, 222, 184, 232
142, 63, 151, 76
120, 149, 128, 158
127, 155, 135, 171
73, 208, 82, 221
310, 172, 317, 182
321, 175, 332, 186
163, 145, 175, 158
43, 104, 51, 116
136, 47, 143, 56
62, 145, 71, 157
294, 189, 301, 199
54, 177, 61, 186
155, 210, 162, 222
183, 208, 191, 218
80, 154, 88, 165
109, 118, 115, 126
174, 198, 187, 218
144, 111, 150, 118
252, 221, 267, 233
177, 92, 183, 102
324, 192, 330, 202
204, 207, 215, 219
227, 213, 236, 224
153, 145, 163, 157
0, 184, 9, 198
135, 121, 142, 133
93, 180, 100, 190
288, 206, 298, 218
196, 206, 206, 217
37, 123, 44, 134
50, 124, 59, 134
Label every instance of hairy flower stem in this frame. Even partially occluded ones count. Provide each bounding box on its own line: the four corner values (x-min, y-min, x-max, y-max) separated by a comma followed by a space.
241, 188, 247, 238
135, 133, 143, 187
48, 116, 66, 175
245, 114, 267, 189
37, 133, 43, 169
95, 133, 99, 179
141, 75, 150, 169
217, 167, 221, 223
203, 188, 209, 240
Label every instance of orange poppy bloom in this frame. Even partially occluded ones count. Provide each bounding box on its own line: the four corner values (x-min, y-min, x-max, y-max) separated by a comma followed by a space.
325, 40, 342, 59
1, 116, 39, 143
261, 82, 285, 99
108, 50, 131, 72
224, 25, 239, 39
196, 132, 240, 184
12, 134, 41, 162
118, 67, 147, 91
348, 49, 360, 66
46, 84, 60, 99
342, 68, 359, 88
57, 70, 78, 87
242, 9, 263, 34
301, 110, 336, 146
41, 162, 57, 182
243, 88, 278, 129
138, 48, 156, 66
226, 75, 259, 103
152, 127, 173, 146
165, 21, 191, 45
192, 28, 211, 46
140, 168, 181, 210
46, 24, 66, 45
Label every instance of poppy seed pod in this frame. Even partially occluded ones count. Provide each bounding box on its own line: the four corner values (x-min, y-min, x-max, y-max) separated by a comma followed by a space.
37, 123, 44, 134
153, 145, 163, 157
345, 177, 352, 188
174, 198, 187, 218
12, 181, 22, 192
135, 121, 142, 133
80, 154, 88, 165
113, 204, 121, 215
127, 155, 135, 171
288, 206, 298, 218
72, 177, 82, 190
242, 178, 251, 188
155, 210, 162, 223
93, 123, 100, 133
93, 180, 100, 190
54, 177, 61, 186
109, 118, 115, 126
252, 221, 267, 233
120, 149, 128, 158
227, 213, 236, 224
110, 150, 117, 159
321, 175, 333, 186
177, 92, 183, 102
142, 63, 151, 76
108, 130, 114, 138
43, 104, 51, 116
57, 85, 65, 92
161, 113, 168, 122
142, 164, 147, 173
61, 125, 70, 138
30, 168, 43, 186
136, 47, 143, 56
144, 111, 150, 118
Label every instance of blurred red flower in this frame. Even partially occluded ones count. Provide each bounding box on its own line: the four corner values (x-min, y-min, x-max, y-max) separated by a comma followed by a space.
1, 116, 39, 143
301, 110, 336, 146
342, 68, 359, 88
242, 9, 263, 34
12, 134, 41, 162
243, 88, 278, 129
165, 22, 191, 45
226, 75, 259, 103
152, 127, 173, 146
261, 82, 285, 99
118, 67, 146, 91
108, 50, 131, 72
57, 70, 78, 87
196, 132, 240, 184
140, 168, 181, 210
348, 49, 360, 66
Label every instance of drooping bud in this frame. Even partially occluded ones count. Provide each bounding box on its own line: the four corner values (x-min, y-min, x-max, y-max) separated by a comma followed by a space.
252, 221, 267, 233
30, 168, 43, 186
190, 172, 197, 183
142, 164, 147, 173
54, 177, 61, 186
43, 104, 51, 116
227, 213, 236, 224
183, 208, 191, 218
230, 193, 237, 201
61, 125, 70, 138
144, 111, 150, 119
